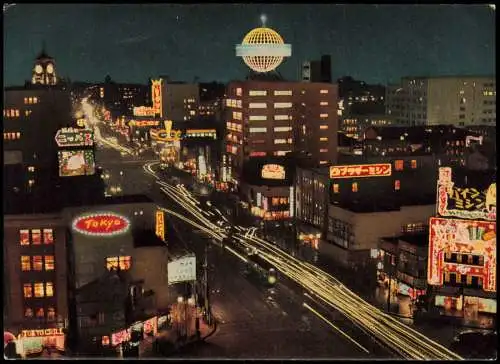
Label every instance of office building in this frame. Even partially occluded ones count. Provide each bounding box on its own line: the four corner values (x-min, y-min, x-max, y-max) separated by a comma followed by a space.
386, 76, 496, 127
159, 79, 200, 122
302, 55, 332, 83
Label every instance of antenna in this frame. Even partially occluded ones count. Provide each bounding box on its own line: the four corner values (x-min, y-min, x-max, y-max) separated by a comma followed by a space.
260, 14, 267, 27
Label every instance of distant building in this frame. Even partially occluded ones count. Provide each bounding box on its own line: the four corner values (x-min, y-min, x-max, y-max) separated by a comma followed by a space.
301, 55, 332, 83
386, 76, 496, 127
97, 77, 149, 117
159, 78, 200, 122
31, 48, 57, 86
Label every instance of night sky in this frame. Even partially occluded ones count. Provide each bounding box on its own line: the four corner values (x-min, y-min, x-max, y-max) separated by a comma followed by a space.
3, 4, 496, 86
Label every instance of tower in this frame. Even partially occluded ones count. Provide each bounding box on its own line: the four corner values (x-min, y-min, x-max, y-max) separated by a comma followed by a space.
32, 44, 57, 86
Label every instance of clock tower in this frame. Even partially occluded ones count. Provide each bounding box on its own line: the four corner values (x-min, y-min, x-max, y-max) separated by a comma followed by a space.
32, 44, 57, 86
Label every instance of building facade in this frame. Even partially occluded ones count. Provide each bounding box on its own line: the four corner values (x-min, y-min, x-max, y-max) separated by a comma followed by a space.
386, 76, 496, 127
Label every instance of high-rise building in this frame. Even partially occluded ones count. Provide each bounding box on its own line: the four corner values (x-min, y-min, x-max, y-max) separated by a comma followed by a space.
302, 55, 332, 83
158, 78, 200, 122
386, 76, 496, 127
224, 80, 338, 181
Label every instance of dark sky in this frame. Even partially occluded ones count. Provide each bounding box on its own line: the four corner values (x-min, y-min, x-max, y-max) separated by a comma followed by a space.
3, 4, 496, 86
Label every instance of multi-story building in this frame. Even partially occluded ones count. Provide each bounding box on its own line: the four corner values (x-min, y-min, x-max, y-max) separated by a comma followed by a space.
301, 55, 332, 83
159, 79, 200, 122
97, 77, 149, 117
224, 79, 339, 182
31, 48, 57, 86
386, 76, 496, 127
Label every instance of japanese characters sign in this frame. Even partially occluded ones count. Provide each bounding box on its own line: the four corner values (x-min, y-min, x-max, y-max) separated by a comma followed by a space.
151, 79, 163, 118
133, 106, 156, 117
436, 167, 496, 221
261, 164, 286, 180
168, 255, 196, 284
130, 120, 160, 128
155, 210, 165, 241
428, 217, 496, 292
329, 163, 392, 179
55, 127, 94, 147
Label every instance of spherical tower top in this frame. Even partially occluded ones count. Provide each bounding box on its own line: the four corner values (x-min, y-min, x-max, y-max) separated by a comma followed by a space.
235, 18, 292, 73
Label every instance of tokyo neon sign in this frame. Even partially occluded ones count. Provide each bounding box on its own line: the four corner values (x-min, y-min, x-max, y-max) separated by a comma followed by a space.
72, 212, 130, 237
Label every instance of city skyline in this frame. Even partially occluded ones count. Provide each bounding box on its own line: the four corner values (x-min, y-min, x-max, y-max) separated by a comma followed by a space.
3, 4, 496, 86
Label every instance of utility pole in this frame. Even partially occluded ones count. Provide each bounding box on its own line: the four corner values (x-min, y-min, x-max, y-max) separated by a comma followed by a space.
203, 242, 211, 325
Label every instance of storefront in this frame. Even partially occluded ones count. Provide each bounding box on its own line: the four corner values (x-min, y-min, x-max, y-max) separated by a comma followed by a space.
435, 294, 497, 317
15, 328, 65, 357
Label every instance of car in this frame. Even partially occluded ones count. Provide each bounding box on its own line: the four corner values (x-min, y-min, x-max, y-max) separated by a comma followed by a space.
450, 330, 497, 359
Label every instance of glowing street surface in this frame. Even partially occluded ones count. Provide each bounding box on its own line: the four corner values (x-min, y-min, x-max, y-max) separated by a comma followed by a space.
143, 161, 463, 360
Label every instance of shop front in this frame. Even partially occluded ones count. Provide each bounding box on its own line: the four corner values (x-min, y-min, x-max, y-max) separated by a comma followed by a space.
15, 328, 65, 357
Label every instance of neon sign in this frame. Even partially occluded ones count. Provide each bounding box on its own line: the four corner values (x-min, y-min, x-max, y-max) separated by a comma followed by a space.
330, 163, 392, 179
21, 328, 64, 337
155, 210, 165, 241
151, 79, 163, 118
133, 106, 155, 117
261, 164, 286, 180
55, 127, 94, 148
436, 167, 496, 221
150, 120, 182, 142
428, 217, 496, 292
130, 120, 160, 128
72, 213, 130, 237
111, 329, 130, 347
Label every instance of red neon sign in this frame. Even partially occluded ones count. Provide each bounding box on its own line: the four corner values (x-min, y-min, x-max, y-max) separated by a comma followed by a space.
329, 163, 392, 179
72, 213, 130, 237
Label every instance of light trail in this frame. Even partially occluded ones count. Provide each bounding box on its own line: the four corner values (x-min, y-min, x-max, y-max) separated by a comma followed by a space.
144, 161, 463, 360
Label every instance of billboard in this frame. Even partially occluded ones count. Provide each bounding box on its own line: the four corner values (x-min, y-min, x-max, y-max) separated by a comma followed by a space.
54, 127, 94, 147
261, 164, 286, 180
428, 217, 496, 292
329, 163, 392, 179
436, 167, 496, 221
58, 150, 95, 177
133, 106, 155, 117
72, 213, 130, 237
152, 79, 163, 118
167, 255, 196, 284
155, 210, 165, 241
130, 120, 161, 128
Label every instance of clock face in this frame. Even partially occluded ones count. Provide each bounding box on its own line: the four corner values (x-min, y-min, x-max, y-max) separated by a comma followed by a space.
46, 64, 54, 74
35, 65, 43, 74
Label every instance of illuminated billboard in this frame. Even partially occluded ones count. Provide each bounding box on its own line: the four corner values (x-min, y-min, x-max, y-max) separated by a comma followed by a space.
329, 163, 392, 179
58, 150, 95, 177
261, 164, 286, 180
133, 106, 155, 117
151, 79, 163, 118
72, 213, 130, 237
129, 120, 160, 128
436, 167, 496, 221
428, 217, 496, 292
167, 255, 196, 284
155, 210, 165, 241
55, 127, 94, 147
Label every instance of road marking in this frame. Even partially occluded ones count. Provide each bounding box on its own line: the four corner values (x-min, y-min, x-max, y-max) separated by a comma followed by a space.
302, 302, 370, 354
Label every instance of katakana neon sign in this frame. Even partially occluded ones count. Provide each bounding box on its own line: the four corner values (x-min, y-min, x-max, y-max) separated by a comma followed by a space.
329, 163, 392, 179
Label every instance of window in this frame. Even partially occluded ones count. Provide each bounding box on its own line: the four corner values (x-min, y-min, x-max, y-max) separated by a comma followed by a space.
23, 284, 33, 298
249, 103, 267, 109
21, 256, 31, 271
36, 308, 44, 318
352, 183, 358, 192
319, 149, 328, 153
410, 160, 417, 169
274, 115, 290, 120
274, 90, 292, 96
43, 229, 54, 244
274, 139, 288, 144
249, 115, 267, 121
28, 166, 35, 172
25, 308, 34, 318
32, 229, 41, 245
45, 282, 54, 297
34, 283, 45, 297
249, 127, 267, 133
274, 126, 292, 132
333, 184, 339, 194
319, 125, 328, 130
249, 90, 267, 96
320, 137, 328, 141
31, 256, 44, 271
106, 256, 131, 271
47, 307, 56, 321
320, 89, 329, 94
44, 256, 55, 271
394, 160, 404, 171
274, 102, 292, 108
320, 113, 329, 118
20, 230, 30, 246
320, 101, 329, 106
395, 180, 401, 191
236, 88, 242, 97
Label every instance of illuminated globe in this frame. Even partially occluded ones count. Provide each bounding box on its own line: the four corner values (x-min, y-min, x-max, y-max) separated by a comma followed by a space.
235, 21, 292, 73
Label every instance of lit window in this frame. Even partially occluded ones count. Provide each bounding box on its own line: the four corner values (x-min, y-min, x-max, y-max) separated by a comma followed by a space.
106, 257, 119, 270
274, 126, 292, 132
25, 308, 34, 318
274, 139, 287, 144
250, 151, 266, 157
394, 160, 404, 171
320, 89, 329, 94
21, 256, 31, 271
249, 103, 267, 109
43, 229, 54, 244
23, 284, 33, 298
34, 283, 44, 298
24, 97, 28, 104
15, 109, 20, 117
32, 229, 41, 245
33, 256, 43, 271
333, 184, 339, 194
249, 127, 267, 133
319, 125, 328, 130
274, 115, 290, 120
249, 90, 267, 96
352, 183, 358, 192
274, 90, 292, 96
33, 97, 38, 104
25, 110, 32, 117
236, 88, 242, 97
47, 307, 56, 321
320, 161, 328, 165
411, 160, 417, 169
28, 166, 35, 172
36, 308, 44, 318
320, 137, 328, 141
320, 102, 329, 106
45, 282, 54, 297
45, 256, 55, 271
249, 115, 267, 121
28, 179, 35, 187
29, 97, 33, 104
274, 102, 292, 108
320, 149, 328, 153
320, 113, 329, 118
102, 336, 110, 346
106, 256, 131, 271
395, 180, 401, 191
